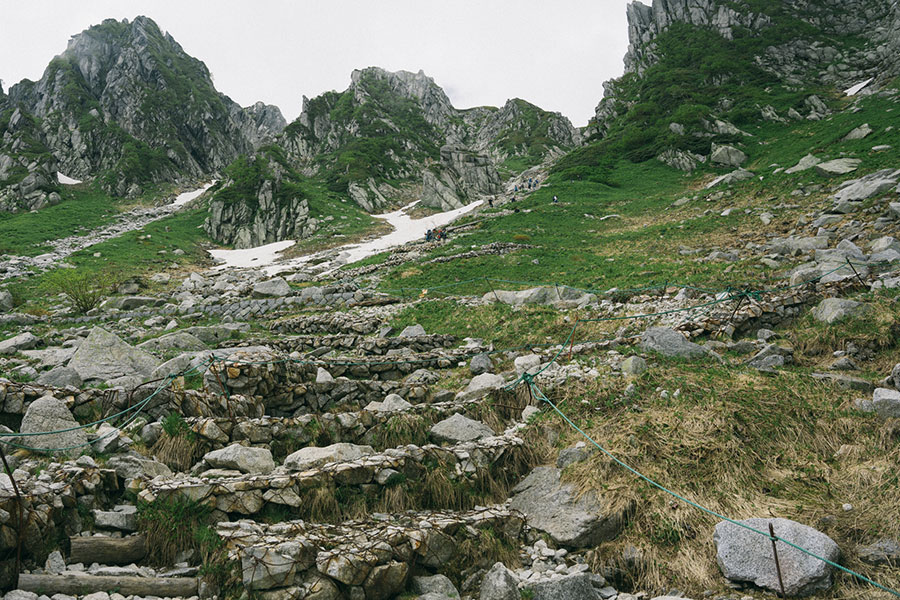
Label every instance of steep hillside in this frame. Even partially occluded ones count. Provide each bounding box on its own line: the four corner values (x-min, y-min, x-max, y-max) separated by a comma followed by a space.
0, 16, 284, 207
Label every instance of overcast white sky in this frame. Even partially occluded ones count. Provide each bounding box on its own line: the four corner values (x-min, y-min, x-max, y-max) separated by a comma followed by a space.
0, 1, 633, 127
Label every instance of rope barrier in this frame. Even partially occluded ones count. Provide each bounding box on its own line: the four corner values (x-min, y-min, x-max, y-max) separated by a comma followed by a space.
529, 381, 900, 598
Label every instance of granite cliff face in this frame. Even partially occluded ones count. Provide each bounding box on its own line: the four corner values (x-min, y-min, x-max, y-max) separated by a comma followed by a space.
0, 16, 284, 208
204, 153, 317, 249
594, 0, 899, 135
279, 67, 577, 212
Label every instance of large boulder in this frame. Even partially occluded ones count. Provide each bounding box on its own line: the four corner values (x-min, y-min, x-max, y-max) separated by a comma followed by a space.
252, 277, 291, 297
19, 395, 88, 456
470, 353, 493, 375
430, 413, 494, 443
815, 158, 861, 177
68, 327, 160, 383
510, 467, 628, 549
283, 443, 374, 471
203, 443, 275, 474
710, 144, 747, 167
640, 327, 707, 359
832, 169, 900, 203
399, 324, 427, 337
872, 388, 900, 418
456, 373, 505, 401
0, 332, 39, 355
412, 574, 459, 598
480, 562, 519, 600
529, 573, 600, 600
36, 366, 83, 388
714, 517, 839, 596
785, 154, 821, 174
810, 298, 868, 324
137, 332, 207, 353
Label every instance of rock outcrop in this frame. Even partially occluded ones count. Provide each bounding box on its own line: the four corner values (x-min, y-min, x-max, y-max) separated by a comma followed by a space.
421, 146, 501, 210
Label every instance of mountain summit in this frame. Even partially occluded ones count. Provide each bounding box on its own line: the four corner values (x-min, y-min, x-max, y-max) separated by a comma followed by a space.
0, 16, 284, 209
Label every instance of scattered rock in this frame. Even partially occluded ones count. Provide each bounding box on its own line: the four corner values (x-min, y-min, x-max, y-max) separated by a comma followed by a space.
67, 326, 160, 383
430, 413, 495, 443
714, 517, 840, 596
19, 395, 88, 456
872, 388, 900, 418
640, 327, 707, 359
785, 154, 821, 174
843, 123, 873, 141
514, 354, 542, 376
252, 277, 292, 297
811, 298, 869, 324
479, 562, 519, 600
510, 467, 629, 549
283, 443, 374, 471
399, 324, 427, 337
815, 158, 862, 177
36, 365, 83, 388
710, 144, 747, 167
203, 443, 275, 474
621, 356, 647, 376
0, 331, 39, 355
470, 353, 493, 375
857, 538, 900, 565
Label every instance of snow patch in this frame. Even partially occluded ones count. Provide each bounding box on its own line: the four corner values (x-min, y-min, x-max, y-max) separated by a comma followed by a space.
207, 198, 484, 274
172, 181, 216, 207
57, 173, 82, 185
844, 78, 874, 96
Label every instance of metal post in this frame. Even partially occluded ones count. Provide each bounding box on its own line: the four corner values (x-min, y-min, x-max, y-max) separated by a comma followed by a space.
485, 277, 501, 303
769, 522, 787, 598
846, 257, 867, 287
728, 293, 746, 324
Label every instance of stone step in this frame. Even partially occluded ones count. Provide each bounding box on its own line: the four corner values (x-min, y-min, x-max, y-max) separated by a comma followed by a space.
220, 333, 459, 356
17, 573, 198, 598
184, 394, 518, 455
216, 505, 526, 594
138, 431, 535, 519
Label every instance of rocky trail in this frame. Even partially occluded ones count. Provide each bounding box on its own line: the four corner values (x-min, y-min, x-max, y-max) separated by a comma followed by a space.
0, 183, 214, 281
2, 203, 900, 600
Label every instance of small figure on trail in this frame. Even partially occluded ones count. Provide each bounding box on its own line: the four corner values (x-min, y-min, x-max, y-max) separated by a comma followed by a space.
425, 229, 433, 242
511, 196, 516, 202
514, 185, 518, 192
488, 196, 494, 208
552, 195, 558, 203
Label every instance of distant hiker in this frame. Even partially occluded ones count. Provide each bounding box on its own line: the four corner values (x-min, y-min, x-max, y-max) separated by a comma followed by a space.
488, 196, 494, 207
553, 195, 558, 203
425, 229, 432, 242
511, 196, 516, 202
514, 185, 518, 192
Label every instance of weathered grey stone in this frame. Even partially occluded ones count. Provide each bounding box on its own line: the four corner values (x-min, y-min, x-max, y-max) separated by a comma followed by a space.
252, 277, 292, 297
510, 467, 628, 548
430, 413, 494, 443
785, 154, 821, 174
714, 517, 839, 596
470, 353, 493, 375
363, 561, 409, 600
242, 546, 296, 590
19, 395, 88, 456
815, 158, 861, 177
136, 331, 207, 353
36, 366, 83, 388
44, 549, 65, 575
316, 367, 334, 383
857, 538, 900, 565
871, 236, 900, 254
811, 298, 868, 324
530, 573, 600, 600
106, 454, 172, 479
710, 144, 747, 167
283, 443, 374, 471
557, 443, 594, 469
479, 562, 518, 600
843, 123, 873, 141
0, 331, 39, 355
514, 354, 542, 376
413, 574, 459, 598
399, 324, 427, 337
873, 388, 900, 418
705, 168, 754, 189
93, 506, 137, 531
640, 327, 707, 359
364, 393, 413, 413
203, 443, 275, 474
833, 169, 900, 203
0, 289, 13, 312
621, 355, 647, 376
68, 327, 160, 382
457, 373, 505, 400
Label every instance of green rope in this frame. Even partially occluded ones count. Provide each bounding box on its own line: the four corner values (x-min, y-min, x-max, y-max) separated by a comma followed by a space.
530, 382, 900, 598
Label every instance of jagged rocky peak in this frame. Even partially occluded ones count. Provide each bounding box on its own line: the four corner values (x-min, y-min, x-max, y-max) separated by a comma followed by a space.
1, 15, 281, 203
349, 67, 455, 123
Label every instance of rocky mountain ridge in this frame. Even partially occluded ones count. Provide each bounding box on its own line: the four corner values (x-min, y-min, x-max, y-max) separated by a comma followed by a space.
0, 16, 284, 210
